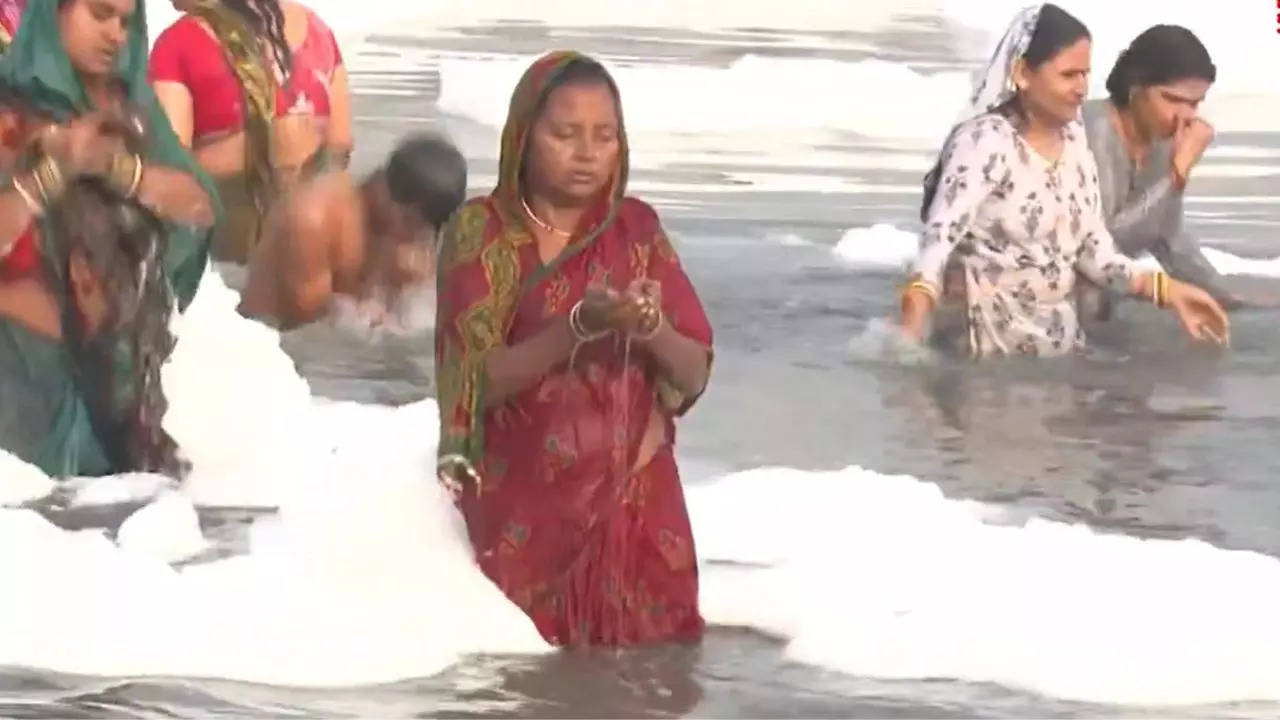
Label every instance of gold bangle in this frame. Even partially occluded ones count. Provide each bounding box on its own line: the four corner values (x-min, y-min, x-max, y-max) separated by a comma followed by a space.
108, 153, 129, 194
11, 174, 42, 215
1150, 271, 1169, 309
109, 152, 143, 198
569, 300, 608, 342
29, 162, 47, 204
126, 154, 143, 198
902, 278, 939, 303
32, 155, 65, 204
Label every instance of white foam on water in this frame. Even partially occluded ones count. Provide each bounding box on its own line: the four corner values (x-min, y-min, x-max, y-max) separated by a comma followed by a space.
2, 270, 1280, 703
161, 273, 313, 509
148, 0, 1278, 140
845, 317, 941, 367
1202, 248, 1280, 278
689, 465, 1280, 705
828, 224, 1280, 279
831, 224, 919, 269
116, 490, 211, 564
436, 54, 970, 144
0, 454, 54, 506
0, 270, 548, 685
348, 0, 940, 34
416, 2, 1275, 139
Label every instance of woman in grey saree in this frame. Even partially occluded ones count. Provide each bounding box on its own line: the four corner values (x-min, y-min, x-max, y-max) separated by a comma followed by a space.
1078, 24, 1265, 318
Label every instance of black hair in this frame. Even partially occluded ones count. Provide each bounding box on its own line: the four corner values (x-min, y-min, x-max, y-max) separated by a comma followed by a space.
1023, 4, 1091, 70
385, 133, 468, 229
1106, 25, 1216, 108
530, 57, 619, 126
547, 57, 614, 93
223, 0, 293, 79
55, 180, 186, 477
920, 4, 1089, 221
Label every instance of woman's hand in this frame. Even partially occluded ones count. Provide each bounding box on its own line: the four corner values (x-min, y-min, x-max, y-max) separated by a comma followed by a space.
38, 114, 124, 178
899, 287, 934, 343
578, 284, 630, 335
1171, 117, 1214, 185
578, 281, 663, 337
1166, 277, 1230, 345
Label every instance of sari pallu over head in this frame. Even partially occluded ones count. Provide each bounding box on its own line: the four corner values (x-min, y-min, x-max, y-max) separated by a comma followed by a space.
0, 0, 220, 476
434, 50, 712, 511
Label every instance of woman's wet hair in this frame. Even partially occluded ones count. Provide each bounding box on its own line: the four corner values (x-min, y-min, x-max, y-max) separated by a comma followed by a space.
542, 57, 615, 99
920, 4, 1089, 221
223, 0, 292, 78
385, 133, 468, 229
1106, 25, 1216, 108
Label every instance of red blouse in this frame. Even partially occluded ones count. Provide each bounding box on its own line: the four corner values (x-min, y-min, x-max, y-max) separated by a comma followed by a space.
0, 107, 38, 280
148, 7, 343, 143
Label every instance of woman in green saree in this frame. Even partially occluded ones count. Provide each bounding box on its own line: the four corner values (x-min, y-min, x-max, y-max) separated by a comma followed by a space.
0, 0, 216, 478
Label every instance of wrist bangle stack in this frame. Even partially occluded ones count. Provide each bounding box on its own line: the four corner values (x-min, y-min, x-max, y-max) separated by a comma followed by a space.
30, 154, 65, 205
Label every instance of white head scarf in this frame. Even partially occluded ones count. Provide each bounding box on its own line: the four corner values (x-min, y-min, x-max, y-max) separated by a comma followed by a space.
920, 4, 1045, 220
960, 4, 1044, 125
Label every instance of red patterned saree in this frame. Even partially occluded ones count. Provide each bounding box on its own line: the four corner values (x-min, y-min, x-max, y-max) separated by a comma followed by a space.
435, 52, 713, 647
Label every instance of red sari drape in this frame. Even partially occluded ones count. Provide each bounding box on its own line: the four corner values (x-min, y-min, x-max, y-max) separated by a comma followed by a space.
435, 51, 713, 647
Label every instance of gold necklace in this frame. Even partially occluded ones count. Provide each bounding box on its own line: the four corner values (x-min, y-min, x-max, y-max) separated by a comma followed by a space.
521, 196, 573, 238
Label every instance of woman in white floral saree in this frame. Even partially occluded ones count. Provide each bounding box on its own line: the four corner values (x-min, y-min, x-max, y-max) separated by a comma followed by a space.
899, 3, 1228, 358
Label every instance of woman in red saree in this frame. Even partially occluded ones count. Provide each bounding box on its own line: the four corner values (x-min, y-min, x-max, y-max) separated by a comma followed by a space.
435, 51, 714, 647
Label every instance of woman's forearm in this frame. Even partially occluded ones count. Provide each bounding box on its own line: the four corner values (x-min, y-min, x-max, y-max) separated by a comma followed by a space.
639, 321, 711, 399
482, 317, 577, 408
134, 164, 215, 228
0, 178, 40, 250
